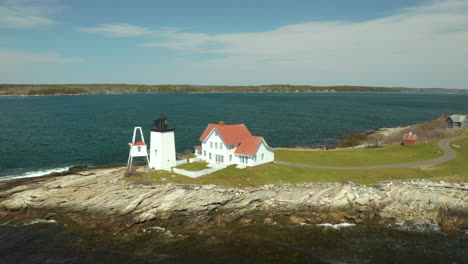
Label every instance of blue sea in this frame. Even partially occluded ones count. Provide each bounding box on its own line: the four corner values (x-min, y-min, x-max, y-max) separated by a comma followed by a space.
1, 92, 468, 180
1, 92, 468, 263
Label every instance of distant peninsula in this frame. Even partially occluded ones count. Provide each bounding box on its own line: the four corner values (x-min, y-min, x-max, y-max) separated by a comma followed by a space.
1, 84, 467, 96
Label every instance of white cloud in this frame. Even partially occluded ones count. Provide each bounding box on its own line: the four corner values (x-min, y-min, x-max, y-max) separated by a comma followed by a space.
0, 0, 56, 28
79, 24, 153, 37
0, 50, 83, 69
139, 0, 468, 88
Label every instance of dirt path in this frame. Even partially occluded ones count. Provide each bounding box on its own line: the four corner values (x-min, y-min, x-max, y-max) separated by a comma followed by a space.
275, 135, 468, 170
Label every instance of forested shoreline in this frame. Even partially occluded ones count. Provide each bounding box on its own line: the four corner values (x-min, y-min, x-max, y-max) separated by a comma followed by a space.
1, 84, 466, 96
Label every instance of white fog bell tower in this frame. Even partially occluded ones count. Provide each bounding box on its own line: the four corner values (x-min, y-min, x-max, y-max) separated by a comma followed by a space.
127, 127, 149, 171
149, 115, 176, 171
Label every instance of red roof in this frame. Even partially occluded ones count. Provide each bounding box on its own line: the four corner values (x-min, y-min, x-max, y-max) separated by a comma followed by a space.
194, 145, 202, 149
199, 123, 252, 145
403, 133, 417, 141
234, 136, 263, 156
133, 141, 146, 146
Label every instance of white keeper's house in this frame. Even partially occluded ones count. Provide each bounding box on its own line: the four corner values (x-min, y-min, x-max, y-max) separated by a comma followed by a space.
194, 121, 275, 167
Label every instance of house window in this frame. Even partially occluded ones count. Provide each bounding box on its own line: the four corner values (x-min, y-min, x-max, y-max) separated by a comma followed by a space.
209, 153, 212, 159
215, 142, 218, 149
262, 153, 264, 160
215, 155, 224, 163
204, 151, 206, 156
210, 142, 213, 148
240, 156, 248, 163
254, 156, 257, 162
220, 144, 223, 150
229, 155, 232, 161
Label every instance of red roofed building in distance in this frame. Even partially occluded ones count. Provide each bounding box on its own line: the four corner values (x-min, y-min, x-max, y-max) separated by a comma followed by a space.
194, 121, 275, 167
401, 132, 417, 146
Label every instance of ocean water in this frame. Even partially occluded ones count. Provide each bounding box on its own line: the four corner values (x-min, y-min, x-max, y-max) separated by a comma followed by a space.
0, 220, 467, 263
1, 92, 468, 180
1, 93, 468, 263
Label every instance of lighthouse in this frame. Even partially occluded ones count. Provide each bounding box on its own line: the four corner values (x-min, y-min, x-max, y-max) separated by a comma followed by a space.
149, 115, 176, 171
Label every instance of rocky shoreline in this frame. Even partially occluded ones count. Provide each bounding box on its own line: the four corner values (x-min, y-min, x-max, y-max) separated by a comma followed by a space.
0, 167, 467, 233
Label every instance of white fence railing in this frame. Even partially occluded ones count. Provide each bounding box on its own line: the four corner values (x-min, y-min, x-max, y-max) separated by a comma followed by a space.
172, 164, 226, 178
176, 157, 203, 166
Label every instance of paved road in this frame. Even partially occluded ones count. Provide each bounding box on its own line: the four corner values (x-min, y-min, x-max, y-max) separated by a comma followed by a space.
275, 135, 468, 170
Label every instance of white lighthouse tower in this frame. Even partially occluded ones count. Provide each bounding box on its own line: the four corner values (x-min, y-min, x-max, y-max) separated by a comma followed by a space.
127, 127, 149, 171
149, 115, 176, 171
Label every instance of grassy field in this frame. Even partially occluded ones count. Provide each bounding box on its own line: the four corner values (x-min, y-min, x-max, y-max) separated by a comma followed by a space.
275, 141, 443, 166
175, 162, 209, 171
127, 137, 468, 188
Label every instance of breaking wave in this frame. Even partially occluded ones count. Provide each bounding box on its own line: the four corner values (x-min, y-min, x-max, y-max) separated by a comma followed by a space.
23, 219, 58, 225
316, 223, 356, 229
389, 221, 441, 232
0, 219, 57, 226
0, 167, 72, 182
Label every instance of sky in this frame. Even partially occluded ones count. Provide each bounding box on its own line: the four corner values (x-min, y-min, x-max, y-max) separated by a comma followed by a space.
0, 0, 467, 88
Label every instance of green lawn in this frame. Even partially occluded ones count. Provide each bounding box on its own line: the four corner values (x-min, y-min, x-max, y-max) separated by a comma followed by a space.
275, 141, 442, 167
175, 162, 209, 171
128, 138, 468, 188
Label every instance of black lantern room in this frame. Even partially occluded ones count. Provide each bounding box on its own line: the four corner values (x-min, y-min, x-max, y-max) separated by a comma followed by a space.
152, 114, 175, 132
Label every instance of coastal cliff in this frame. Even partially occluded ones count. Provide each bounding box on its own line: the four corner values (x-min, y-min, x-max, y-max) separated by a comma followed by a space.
0, 167, 467, 233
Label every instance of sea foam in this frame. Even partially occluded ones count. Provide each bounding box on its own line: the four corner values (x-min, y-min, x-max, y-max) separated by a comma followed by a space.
0, 167, 71, 182
23, 219, 57, 225
390, 221, 441, 232
316, 223, 356, 229
0, 219, 57, 226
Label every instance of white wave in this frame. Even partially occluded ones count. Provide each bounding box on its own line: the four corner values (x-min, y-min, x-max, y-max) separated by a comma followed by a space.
147, 226, 174, 237
0, 219, 57, 226
23, 219, 57, 225
391, 221, 440, 232
317, 223, 356, 229
0, 221, 11, 226
148, 226, 166, 231
0, 166, 71, 182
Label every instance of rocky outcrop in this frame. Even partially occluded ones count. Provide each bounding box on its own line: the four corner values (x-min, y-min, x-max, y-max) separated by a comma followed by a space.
0, 167, 467, 232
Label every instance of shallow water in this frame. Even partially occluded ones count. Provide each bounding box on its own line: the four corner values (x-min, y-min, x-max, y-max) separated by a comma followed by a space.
1, 93, 468, 180
0, 220, 467, 263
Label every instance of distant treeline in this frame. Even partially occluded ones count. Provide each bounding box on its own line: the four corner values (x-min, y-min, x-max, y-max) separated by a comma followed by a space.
27, 87, 89, 95
0, 84, 466, 96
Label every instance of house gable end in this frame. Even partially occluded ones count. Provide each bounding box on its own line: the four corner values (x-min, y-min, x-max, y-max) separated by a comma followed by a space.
202, 128, 228, 147
252, 138, 275, 156
261, 138, 276, 152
